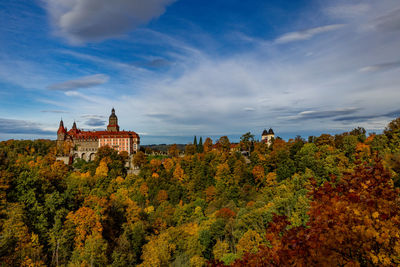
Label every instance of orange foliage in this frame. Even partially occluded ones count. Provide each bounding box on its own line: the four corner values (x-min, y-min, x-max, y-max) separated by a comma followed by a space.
156, 190, 168, 203
139, 182, 149, 197
173, 163, 186, 182
66, 207, 103, 249
216, 208, 236, 220
233, 160, 400, 266
205, 186, 217, 202
252, 165, 265, 182
163, 158, 174, 173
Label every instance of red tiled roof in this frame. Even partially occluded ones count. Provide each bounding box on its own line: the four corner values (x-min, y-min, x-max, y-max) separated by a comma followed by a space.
57, 126, 67, 134
67, 128, 81, 135
72, 130, 139, 140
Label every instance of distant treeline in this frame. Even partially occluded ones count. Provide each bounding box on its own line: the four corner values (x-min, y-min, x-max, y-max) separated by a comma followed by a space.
141, 144, 186, 154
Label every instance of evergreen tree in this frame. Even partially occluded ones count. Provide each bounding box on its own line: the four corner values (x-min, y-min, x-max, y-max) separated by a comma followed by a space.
198, 137, 203, 153
193, 136, 198, 146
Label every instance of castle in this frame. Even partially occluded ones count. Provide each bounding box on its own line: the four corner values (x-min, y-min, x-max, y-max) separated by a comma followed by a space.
57, 108, 140, 161
261, 128, 274, 146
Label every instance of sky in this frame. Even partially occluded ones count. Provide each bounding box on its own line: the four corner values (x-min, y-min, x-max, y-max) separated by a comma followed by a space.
0, 0, 400, 144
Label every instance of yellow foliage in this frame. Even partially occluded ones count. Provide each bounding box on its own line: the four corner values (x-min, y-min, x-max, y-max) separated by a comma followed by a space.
66, 207, 103, 249
115, 176, 124, 183
163, 158, 174, 173
181, 222, 199, 236
144, 206, 154, 214
81, 171, 91, 179
173, 163, 186, 182
156, 190, 168, 203
140, 232, 176, 267
266, 172, 277, 186
236, 229, 263, 256
139, 182, 149, 197
95, 159, 109, 177
190, 255, 206, 267
126, 200, 141, 224
213, 240, 229, 260
150, 158, 162, 167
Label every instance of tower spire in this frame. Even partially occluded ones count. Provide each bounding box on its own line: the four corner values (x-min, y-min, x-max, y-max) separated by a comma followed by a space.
107, 108, 119, 132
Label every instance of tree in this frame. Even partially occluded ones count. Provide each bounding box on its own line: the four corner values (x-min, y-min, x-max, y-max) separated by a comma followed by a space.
132, 151, 147, 168
0, 204, 45, 266
198, 137, 203, 153
236, 229, 263, 256
141, 231, 176, 266
384, 117, 400, 152
252, 165, 265, 184
315, 134, 335, 147
217, 136, 231, 153
157, 190, 169, 203
350, 127, 367, 142
185, 144, 196, 155
168, 144, 179, 157
240, 132, 255, 153
213, 240, 229, 261
193, 136, 198, 147
234, 160, 400, 266
203, 138, 213, 153
95, 158, 109, 177
173, 163, 186, 182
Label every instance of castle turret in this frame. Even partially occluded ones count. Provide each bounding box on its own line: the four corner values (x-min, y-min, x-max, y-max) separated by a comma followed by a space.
261, 128, 275, 146
72, 121, 77, 130
57, 119, 67, 140
57, 119, 67, 153
107, 108, 120, 132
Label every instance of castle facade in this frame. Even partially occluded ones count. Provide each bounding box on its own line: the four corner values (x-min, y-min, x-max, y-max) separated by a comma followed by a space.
57, 108, 140, 161
261, 128, 275, 146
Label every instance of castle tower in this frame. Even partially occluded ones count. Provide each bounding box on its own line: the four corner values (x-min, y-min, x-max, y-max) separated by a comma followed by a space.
261, 128, 275, 146
57, 119, 67, 141
107, 108, 120, 132
72, 121, 77, 130
57, 119, 67, 152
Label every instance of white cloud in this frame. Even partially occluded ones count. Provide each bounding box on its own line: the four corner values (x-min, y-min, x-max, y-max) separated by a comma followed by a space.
43, 0, 176, 43
359, 61, 400, 72
325, 4, 370, 18
275, 24, 345, 44
4, 0, 400, 141
48, 74, 109, 90
0, 118, 53, 135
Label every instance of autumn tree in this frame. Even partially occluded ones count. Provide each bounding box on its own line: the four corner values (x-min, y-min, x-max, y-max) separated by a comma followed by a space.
216, 136, 231, 153
133, 151, 147, 168
0, 204, 45, 266
234, 160, 400, 266
185, 144, 197, 155
384, 117, 400, 152
168, 144, 180, 157
203, 138, 213, 153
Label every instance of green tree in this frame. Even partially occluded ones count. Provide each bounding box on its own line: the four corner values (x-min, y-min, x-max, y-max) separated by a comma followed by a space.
240, 132, 255, 153
198, 137, 203, 153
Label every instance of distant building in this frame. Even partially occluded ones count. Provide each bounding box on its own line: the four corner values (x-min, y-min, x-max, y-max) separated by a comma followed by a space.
261, 128, 275, 146
57, 108, 140, 161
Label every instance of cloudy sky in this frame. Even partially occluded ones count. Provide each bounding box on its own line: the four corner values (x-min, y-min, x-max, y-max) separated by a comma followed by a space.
0, 0, 400, 144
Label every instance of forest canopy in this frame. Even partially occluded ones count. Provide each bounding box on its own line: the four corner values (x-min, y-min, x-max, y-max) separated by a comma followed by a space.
1, 118, 400, 266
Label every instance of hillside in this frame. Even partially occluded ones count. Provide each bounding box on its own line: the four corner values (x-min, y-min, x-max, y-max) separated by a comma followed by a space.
0, 118, 399, 266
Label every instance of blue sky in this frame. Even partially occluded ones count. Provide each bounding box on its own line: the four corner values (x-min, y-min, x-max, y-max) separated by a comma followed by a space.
0, 0, 400, 144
